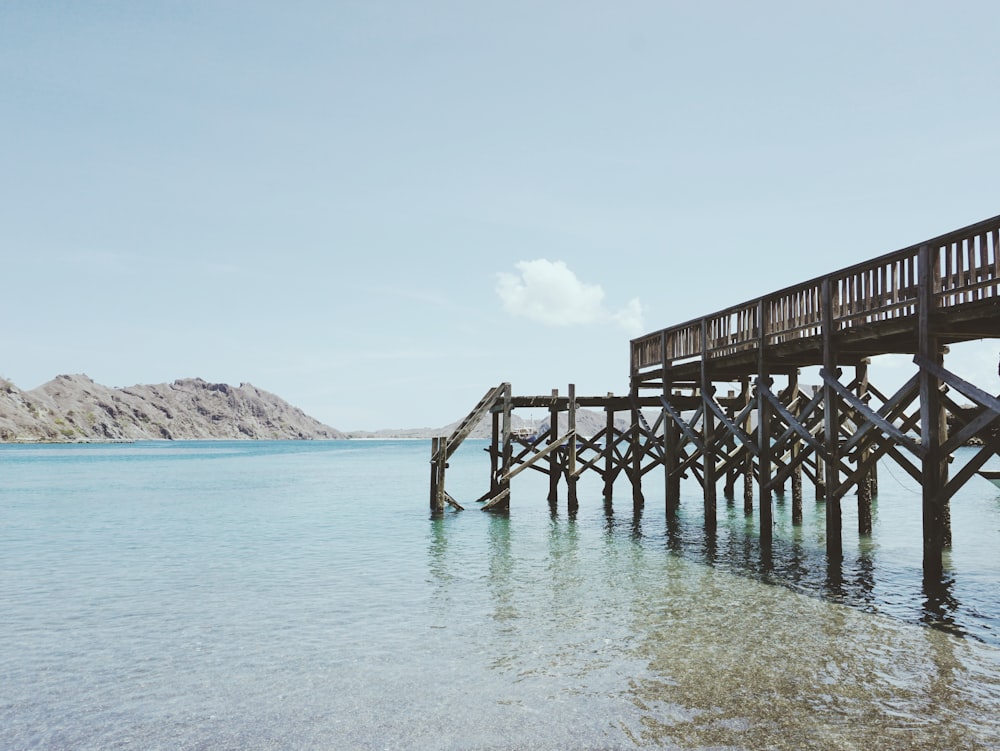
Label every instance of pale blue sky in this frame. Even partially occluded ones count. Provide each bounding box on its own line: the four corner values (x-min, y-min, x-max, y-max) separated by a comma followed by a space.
2, 2, 999, 430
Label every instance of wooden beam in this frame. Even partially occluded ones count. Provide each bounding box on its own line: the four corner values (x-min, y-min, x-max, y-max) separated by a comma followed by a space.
481, 487, 511, 512
501, 431, 576, 483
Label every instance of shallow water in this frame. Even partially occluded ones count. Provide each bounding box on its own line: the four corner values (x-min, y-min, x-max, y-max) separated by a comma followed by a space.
1, 440, 999, 749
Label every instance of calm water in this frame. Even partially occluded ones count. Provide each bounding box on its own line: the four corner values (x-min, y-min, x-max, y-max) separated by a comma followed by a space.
2, 440, 999, 750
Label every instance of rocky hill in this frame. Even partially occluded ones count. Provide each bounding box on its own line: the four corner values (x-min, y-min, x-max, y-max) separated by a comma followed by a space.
0, 374, 345, 442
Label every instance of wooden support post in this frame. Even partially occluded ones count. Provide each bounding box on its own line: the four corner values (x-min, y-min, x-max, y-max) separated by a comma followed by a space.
548, 388, 559, 505
813, 385, 826, 501
490, 411, 500, 498
918, 244, 950, 576
724, 391, 737, 499
655, 333, 671, 513
499, 383, 512, 511
742, 377, 754, 514
790, 370, 803, 525
604, 393, 615, 502
662, 392, 679, 516
567, 383, 578, 511
701, 319, 717, 529
856, 359, 873, 535
822, 277, 842, 558
430, 436, 445, 513
757, 299, 773, 543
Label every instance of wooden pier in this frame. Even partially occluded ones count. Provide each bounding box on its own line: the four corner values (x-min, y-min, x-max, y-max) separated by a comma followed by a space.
431, 214, 1000, 575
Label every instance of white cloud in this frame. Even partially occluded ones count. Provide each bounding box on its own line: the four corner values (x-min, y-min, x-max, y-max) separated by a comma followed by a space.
612, 297, 645, 334
496, 259, 645, 334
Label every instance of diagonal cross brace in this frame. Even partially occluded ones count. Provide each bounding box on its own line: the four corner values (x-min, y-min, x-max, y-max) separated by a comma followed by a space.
914, 353, 1000, 456
841, 373, 920, 455
758, 384, 830, 460
704, 396, 758, 457
659, 395, 704, 453
820, 368, 926, 459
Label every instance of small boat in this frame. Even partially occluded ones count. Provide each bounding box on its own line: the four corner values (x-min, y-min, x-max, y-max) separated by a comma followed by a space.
976, 470, 1000, 488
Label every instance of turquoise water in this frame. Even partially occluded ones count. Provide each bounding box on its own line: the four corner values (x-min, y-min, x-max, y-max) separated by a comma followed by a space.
2, 440, 999, 749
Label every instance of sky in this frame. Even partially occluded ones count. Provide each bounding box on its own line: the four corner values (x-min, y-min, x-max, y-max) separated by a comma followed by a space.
2, 2, 999, 430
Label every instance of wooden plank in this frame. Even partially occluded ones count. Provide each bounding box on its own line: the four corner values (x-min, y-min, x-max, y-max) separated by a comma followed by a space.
443, 491, 464, 511
480, 487, 511, 512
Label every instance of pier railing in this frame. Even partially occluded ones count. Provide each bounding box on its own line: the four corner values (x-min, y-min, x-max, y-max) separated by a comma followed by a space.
631, 214, 1000, 372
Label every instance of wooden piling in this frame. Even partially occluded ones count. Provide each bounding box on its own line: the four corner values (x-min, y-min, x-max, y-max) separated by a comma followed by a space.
567, 383, 578, 511
918, 244, 949, 576
821, 278, 843, 558
739, 377, 753, 514
789, 370, 803, 525
430, 435, 444, 513
701, 319, 717, 529
548, 388, 559, 505
856, 360, 873, 535
604, 393, 615, 502
757, 298, 773, 542
723, 391, 737, 499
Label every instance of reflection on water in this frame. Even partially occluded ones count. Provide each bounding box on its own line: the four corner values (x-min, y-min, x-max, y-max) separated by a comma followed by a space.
424, 444, 1000, 748
599, 480, 987, 647
470, 497, 999, 747
431, 491, 1000, 748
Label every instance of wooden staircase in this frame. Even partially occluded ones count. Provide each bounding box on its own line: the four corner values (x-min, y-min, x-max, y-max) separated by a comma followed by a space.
430, 383, 509, 512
